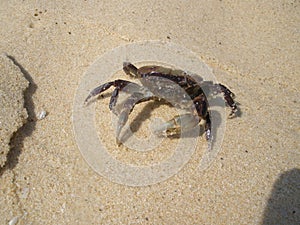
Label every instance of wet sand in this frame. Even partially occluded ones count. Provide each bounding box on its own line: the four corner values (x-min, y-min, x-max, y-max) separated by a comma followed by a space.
0, 1, 299, 224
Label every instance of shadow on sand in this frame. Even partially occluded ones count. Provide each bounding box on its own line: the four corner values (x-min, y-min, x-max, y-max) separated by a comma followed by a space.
262, 168, 300, 225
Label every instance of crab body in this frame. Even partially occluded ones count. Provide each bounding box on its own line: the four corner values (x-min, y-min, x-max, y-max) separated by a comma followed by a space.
85, 62, 237, 145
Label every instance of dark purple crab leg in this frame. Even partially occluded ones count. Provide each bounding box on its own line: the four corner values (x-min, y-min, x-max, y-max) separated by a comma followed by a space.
84, 79, 131, 104
193, 94, 212, 140
123, 62, 139, 77
218, 84, 237, 117
204, 113, 212, 141
116, 92, 154, 145
200, 81, 237, 118
109, 88, 120, 110
85, 79, 144, 112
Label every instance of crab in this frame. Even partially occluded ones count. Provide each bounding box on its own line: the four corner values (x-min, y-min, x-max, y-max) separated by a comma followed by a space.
85, 62, 237, 145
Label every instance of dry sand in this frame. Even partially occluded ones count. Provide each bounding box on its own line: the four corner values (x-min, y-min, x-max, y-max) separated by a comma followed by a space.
0, 0, 299, 224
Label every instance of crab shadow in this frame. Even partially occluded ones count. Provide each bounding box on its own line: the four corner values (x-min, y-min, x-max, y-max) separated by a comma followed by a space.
0, 55, 37, 176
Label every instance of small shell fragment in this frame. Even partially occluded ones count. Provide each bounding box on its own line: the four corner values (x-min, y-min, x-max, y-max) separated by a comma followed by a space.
38, 110, 47, 120
9, 216, 19, 225
21, 187, 30, 199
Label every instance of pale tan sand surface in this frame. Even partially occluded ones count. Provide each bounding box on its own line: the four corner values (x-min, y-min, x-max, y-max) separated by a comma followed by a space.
0, 1, 299, 224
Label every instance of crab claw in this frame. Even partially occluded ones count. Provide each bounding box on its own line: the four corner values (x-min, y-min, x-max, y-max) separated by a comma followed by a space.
153, 114, 200, 136
115, 108, 130, 146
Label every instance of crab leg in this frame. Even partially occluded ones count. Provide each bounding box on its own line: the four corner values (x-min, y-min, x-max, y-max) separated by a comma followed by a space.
84, 79, 144, 111
193, 95, 212, 141
85, 79, 131, 103
153, 113, 200, 136
109, 88, 120, 110
200, 81, 237, 118
204, 113, 212, 141
218, 84, 237, 117
123, 62, 139, 77
116, 92, 154, 145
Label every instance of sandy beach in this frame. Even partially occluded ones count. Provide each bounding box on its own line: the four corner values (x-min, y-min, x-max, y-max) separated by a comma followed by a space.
0, 1, 299, 224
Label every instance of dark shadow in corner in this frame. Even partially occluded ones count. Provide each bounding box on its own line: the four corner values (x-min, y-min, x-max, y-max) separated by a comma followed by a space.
0, 55, 37, 176
262, 168, 300, 225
